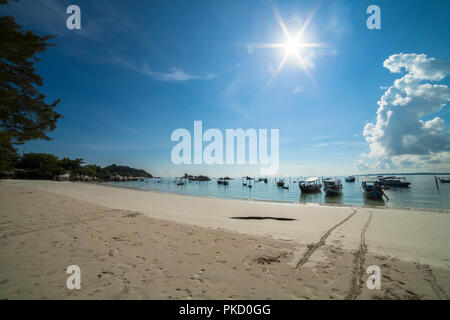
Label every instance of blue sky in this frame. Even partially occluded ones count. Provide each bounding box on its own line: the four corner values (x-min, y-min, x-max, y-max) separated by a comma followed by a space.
2, 0, 449, 177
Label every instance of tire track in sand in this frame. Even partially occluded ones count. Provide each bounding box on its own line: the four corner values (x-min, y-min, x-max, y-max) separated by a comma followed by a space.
345, 211, 373, 300
0, 209, 122, 239
295, 208, 358, 271
415, 263, 449, 300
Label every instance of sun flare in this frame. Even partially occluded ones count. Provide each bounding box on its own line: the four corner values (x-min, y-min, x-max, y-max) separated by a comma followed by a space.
284, 37, 302, 56
247, 2, 328, 82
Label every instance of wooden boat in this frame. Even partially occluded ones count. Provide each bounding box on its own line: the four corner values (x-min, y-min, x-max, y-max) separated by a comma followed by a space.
243, 176, 254, 186
299, 177, 322, 193
217, 179, 224, 185
345, 176, 356, 182
276, 180, 285, 187
323, 178, 343, 195
223, 180, 229, 186
438, 177, 450, 183
362, 181, 388, 200
176, 181, 185, 186
378, 176, 410, 187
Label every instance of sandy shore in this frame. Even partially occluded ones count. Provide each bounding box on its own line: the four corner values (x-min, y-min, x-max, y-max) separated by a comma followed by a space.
0, 179, 449, 299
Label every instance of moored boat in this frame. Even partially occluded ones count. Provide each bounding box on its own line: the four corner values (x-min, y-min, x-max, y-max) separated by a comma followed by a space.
323, 178, 343, 195
276, 180, 285, 187
299, 177, 322, 193
362, 181, 388, 200
438, 177, 450, 183
242, 176, 254, 187
378, 176, 411, 187
345, 176, 356, 182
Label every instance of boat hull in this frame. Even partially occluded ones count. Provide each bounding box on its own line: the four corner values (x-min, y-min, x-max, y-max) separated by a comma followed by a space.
379, 181, 410, 187
362, 181, 387, 200
364, 190, 384, 199
324, 187, 343, 195
299, 184, 322, 193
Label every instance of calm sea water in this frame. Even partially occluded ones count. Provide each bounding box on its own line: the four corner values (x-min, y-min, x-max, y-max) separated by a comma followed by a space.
104, 175, 450, 211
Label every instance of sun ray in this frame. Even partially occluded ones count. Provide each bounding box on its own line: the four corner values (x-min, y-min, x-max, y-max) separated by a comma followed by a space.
275, 53, 290, 78
294, 52, 319, 89
266, 0, 291, 40
299, 42, 329, 48
294, 52, 312, 79
251, 43, 287, 49
295, 5, 321, 40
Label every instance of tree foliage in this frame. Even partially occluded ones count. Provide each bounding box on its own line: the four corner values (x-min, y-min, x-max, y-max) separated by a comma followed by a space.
0, 0, 61, 170
14, 153, 149, 180
16, 153, 63, 179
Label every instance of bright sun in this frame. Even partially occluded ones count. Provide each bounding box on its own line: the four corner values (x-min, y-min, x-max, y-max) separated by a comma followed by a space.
247, 2, 327, 80
284, 37, 301, 55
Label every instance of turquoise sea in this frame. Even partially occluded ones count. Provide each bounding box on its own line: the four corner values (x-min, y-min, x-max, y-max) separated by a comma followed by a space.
105, 175, 450, 211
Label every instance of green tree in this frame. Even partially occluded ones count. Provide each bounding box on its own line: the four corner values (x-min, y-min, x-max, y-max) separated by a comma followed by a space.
16, 153, 63, 179
0, 0, 61, 170
58, 157, 84, 173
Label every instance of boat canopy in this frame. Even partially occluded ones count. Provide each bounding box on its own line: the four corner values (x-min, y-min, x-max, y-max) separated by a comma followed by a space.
362, 177, 379, 182
306, 177, 319, 182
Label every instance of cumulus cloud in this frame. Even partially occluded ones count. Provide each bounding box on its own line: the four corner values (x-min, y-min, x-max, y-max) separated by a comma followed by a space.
354, 159, 369, 171
358, 53, 450, 171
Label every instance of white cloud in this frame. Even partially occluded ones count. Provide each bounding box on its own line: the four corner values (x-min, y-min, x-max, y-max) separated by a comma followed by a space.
358, 53, 450, 171
354, 159, 369, 171
111, 56, 238, 82
140, 65, 196, 81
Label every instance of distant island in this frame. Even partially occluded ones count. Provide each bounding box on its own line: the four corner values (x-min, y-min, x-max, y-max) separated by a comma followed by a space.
0, 153, 152, 182
105, 164, 152, 178
182, 173, 211, 181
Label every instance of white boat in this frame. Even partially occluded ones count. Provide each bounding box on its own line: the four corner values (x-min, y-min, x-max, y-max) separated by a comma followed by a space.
299, 177, 322, 193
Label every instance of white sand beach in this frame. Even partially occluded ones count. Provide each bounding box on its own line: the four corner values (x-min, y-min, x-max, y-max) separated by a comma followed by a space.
0, 179, 449, 299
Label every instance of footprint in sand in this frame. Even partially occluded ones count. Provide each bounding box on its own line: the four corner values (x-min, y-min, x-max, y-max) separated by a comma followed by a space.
134, 256, 146, 261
